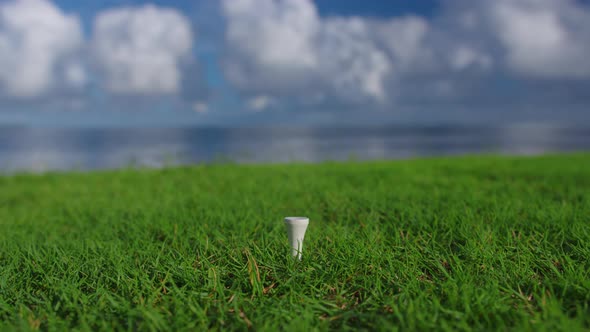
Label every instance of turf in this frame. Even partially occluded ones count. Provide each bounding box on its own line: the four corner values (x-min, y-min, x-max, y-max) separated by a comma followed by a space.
1, 153, 589, 331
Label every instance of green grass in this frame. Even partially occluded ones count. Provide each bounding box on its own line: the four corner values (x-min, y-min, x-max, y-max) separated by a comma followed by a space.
1, 153, 589, 331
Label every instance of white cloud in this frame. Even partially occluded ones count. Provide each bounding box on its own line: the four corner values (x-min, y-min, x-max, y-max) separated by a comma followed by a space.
376, 15, 430, 71
92, 4, 193, 95
0, 0, 83, 98
220, 0, 590, 111
221, 0, 393, 105
63, 62, 87, 88
1, 0, 588, 117
223, 0, 319, 70
450, 45, 492, 71
221, 0, 320, 94
318, 17, 391, 102
487, 0, 590, 78
219, 0, 500, 108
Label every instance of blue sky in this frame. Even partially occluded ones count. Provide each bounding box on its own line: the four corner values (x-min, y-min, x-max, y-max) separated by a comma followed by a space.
0, 0, 589, 127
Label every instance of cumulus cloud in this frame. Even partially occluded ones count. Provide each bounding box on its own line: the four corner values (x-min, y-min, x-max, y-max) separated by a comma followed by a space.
0, 0, 84, 98
219, 0, 503, 108
2, 0, 589, 117
487, 0, 590, 78
0, 1, 201, 104
63, 63, 87, 88
220, 0, 590, 111
92, 4, 193, 95
221, 0, 319, 95
375, 15, 430, 72
224, 0, 319, 70
317, 18, 391, 102
221, 0, 393, 106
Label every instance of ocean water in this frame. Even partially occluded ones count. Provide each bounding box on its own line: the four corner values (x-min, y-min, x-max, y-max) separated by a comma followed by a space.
0, 125, 589, 172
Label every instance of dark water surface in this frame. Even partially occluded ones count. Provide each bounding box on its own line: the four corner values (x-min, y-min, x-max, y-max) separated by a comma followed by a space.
0, 125, 589, 172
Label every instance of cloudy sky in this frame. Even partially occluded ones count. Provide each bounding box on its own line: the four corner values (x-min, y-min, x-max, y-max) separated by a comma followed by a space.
0, 0, 589, 127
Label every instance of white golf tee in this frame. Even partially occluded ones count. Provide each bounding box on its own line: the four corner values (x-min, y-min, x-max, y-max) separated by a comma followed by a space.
284, 217, 309, 260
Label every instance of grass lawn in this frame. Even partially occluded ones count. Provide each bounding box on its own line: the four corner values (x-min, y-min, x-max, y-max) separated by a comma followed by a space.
1, 153, 589, 331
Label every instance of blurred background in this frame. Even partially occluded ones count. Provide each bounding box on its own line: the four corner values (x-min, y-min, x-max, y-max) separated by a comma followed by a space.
0, 0, 589, 171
